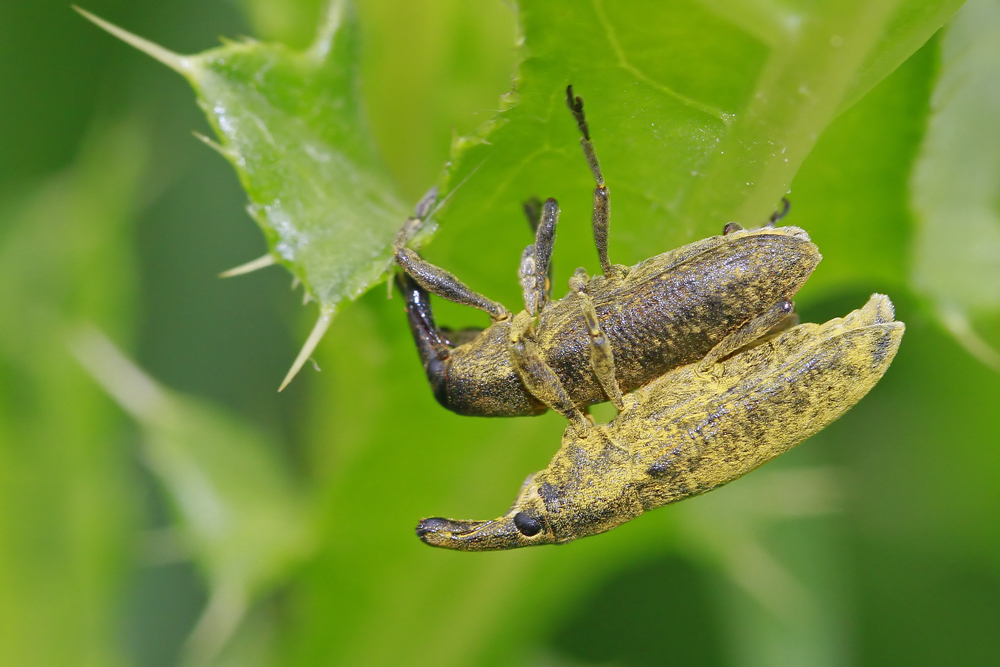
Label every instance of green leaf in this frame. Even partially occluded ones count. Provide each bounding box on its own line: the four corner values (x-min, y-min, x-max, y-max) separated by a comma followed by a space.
0, 121, 145, 667
910, 0, 1000, 369
77, 2, 409, 386
838, 0, 966, 112
193, 1, 407, 309
432, 0, 963, 311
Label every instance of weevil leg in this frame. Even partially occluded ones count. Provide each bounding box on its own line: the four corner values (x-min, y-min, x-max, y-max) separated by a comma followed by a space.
519, 198, 559, 315
396, 297, 485, 350
393, 186, 510, 322
569, 270, 625, 409
566, 86, 614, 276
394, 273, 452, 360
724, 198, 789, 234
523, 197, 555, 307
522, 197, 543, 234
394, 228, 511, 323
437, 326, 485, 347
697, 299, 796, 370
507, 312, 591, 432
519, 197, 548, 315
394, 273, 458, 409
765, 197, 791, 227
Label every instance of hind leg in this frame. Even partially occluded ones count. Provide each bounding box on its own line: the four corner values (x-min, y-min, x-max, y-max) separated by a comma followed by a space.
567, 86, 615, 276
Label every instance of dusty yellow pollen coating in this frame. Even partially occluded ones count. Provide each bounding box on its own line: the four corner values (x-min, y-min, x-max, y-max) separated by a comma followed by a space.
416, 294, 903, 551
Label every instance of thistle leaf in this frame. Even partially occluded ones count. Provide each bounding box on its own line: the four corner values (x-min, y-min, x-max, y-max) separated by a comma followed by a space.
77, 2, 408, 373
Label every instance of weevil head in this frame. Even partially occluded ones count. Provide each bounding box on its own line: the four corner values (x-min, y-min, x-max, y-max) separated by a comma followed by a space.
416, 428, 644, 551
415, 510, 556, 551
414, 477, 557, 551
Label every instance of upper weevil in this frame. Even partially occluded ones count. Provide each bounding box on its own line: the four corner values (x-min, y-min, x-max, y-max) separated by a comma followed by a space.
393, 86, 821, 431
416, 294, 905, 551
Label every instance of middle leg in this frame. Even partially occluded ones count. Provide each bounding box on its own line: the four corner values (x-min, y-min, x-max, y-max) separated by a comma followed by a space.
569, 269, 626, 409
507, 312, 591, 433
723, 198, 792, 235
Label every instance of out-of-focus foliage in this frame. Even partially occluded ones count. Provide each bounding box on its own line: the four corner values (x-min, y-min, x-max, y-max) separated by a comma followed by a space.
911, 0, 1000, 369
0, 123, 144, 667
3, 1, 1000, 667
73, 328, 313, 664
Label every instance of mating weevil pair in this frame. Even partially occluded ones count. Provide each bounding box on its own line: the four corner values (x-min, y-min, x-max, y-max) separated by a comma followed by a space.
392, 87, 902, 551
417, 294, 903, 551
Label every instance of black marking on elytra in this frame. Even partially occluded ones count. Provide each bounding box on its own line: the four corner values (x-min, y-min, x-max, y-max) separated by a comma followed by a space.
872, 330, 894, 366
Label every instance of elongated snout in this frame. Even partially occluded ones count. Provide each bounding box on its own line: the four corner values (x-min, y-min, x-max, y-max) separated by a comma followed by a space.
415, 509, 555, 551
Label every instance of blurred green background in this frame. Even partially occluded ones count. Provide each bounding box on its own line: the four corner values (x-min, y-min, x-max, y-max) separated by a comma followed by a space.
2, 0, 1000, 666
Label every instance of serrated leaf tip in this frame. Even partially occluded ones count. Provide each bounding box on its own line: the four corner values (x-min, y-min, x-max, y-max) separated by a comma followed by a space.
192, 132, 234, 159
219, 254, 277, 279
73, 6, 192, 75
279, 305, 336, 391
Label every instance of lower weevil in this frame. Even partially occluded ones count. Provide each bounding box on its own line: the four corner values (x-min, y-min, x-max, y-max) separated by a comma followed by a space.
416, 294, 904, 551
394, 86, 821, 430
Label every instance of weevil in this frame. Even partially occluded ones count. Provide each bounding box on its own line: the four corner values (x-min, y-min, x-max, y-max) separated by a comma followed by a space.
394, 87, 821, 431
416, 294, 904, 551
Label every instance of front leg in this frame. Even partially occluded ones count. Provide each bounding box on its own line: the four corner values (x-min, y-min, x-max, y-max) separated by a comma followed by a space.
569, 269, 625, 409
395, 273, 452, 361
396, 272, 493, 412
507, 312, 590, 433
394, 218, 511, 323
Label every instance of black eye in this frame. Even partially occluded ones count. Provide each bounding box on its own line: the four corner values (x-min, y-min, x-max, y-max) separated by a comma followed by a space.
513, 511, 543, 537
